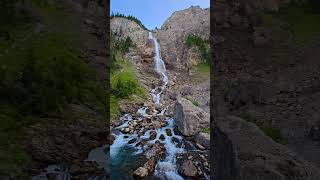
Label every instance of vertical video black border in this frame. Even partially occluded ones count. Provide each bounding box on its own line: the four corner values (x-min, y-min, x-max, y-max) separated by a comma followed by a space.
105, 0, 111, 178
210, 0, 238, 180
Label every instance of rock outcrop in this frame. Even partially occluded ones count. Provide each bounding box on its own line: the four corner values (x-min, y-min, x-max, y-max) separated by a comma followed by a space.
111, 17, 148, 48
155, 6, 209, 70
174, 97, 209, 136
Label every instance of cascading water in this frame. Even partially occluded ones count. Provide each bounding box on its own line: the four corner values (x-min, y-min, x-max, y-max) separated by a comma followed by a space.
110, 32, 185, 179
148, 32, 168, 105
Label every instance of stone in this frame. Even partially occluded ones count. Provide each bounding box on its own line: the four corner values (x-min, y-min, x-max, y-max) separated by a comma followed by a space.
152, 121, 162, 129
196, 143, 205, 150
214, 116, 320, 180
159, 134, 166, 141
178, 160, 198, 177
171, 137, 180, 144
149, 131, 157, 140
165, 129, 172, 136
133, 167, 148, 178
128, 138, 136, 144
144, 142, 166, 160
174, 97, 210, 136
195, 132, 210, 149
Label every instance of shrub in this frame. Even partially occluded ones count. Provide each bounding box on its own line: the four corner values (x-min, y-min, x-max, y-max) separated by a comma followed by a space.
202, 127, 210, 133
115, 36, 135, 53
111, 71, 141, 99
185, 35, 210, 63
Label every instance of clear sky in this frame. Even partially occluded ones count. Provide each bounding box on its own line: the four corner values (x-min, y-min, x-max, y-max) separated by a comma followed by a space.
110, 0, 210, 30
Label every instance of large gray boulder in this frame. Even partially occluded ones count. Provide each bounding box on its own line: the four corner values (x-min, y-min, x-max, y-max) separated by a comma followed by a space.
174, 98, 209, 136
214, 116, 320, 180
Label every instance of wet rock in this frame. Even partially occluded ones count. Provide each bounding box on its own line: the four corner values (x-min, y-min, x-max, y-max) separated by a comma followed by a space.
166, 129, 172, 136
171, 137, 180, 144
144, 141, 166, 160
195, 132, 210, 149
178, 160, 198, 177
133, 167, 149, 178
144, 157, 156, 173
159, 134, 166, 141
150, 131, 157, 140
128, 138, 137, 144
173, 126, 181, 135
160, 121, 168, 127
136, 139, 148, 147
121, 128, 130, 134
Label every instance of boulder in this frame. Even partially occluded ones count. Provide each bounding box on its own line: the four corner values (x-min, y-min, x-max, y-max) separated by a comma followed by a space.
149, 131, 157, 140
133, 167, 149, 178
144, 141, 166, 160
214, 116, 320, 180
174, 98, 209, 136
165, 129, 172, 136
133, 157, 156, 178
195, 132, 210, 149
159, 134, 165, 141
178, 160, 198, 177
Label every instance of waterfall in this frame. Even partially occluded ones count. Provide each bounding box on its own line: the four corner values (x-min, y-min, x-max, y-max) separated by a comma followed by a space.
148, 32, 169, 105
148, 32, 168, 86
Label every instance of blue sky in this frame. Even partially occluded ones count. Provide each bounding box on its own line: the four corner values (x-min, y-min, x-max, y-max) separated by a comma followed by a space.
110, 0, 210, 30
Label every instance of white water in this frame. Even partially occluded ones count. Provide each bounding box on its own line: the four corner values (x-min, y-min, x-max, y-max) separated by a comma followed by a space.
109, 32, 185, 179
148, 32, 169, 105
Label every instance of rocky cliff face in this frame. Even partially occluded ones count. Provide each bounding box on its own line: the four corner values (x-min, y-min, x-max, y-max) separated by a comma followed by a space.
111, 17, 148, 48
155, 6, 210, 70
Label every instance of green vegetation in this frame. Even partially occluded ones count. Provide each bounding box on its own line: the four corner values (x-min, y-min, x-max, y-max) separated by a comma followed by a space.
192, 63, 210, 76
185, 35, 210, 63
185, 96, 199, 107
259, 3, 320, 43
111, 12, 148, 30
0, 2, 106, 176
114, 36, 136, 54
202, 127, 210, 133
240, 113, 287, 144
110, 34, 146, 120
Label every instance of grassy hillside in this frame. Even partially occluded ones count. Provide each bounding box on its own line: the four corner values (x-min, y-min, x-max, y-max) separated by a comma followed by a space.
110, 34, 146, 121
